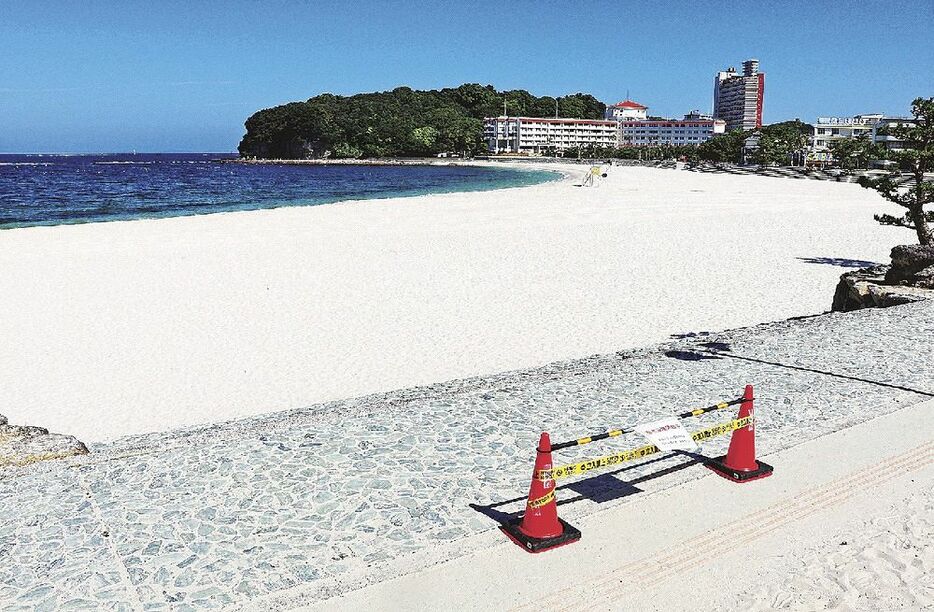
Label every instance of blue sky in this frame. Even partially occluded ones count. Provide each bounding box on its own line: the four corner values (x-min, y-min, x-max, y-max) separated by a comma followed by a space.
2, 0, 932, 153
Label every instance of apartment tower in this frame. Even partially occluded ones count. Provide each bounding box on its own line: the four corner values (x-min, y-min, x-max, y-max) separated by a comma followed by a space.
713, 59, 765, 132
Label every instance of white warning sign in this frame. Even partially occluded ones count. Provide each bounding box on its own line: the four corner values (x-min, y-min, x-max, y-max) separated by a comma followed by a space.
635, 417, 698, 452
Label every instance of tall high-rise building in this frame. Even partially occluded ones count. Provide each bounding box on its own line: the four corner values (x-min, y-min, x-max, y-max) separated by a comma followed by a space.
713, 59, 765, 132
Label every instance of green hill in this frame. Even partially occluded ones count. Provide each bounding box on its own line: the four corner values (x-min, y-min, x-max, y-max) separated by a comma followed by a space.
237, 84, 606, 159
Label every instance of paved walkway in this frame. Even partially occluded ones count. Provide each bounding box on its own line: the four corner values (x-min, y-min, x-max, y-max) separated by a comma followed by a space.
1, 301, 932, 610
312, 400, 934, 611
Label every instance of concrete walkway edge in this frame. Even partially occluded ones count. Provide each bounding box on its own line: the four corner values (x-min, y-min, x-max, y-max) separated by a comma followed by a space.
297, 398, 934, 611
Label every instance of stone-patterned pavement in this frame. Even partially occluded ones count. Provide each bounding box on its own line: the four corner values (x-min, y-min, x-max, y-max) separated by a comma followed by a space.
2, 301, 932, 610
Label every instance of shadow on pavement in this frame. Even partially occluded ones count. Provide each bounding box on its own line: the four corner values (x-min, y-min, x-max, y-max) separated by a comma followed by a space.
469, 452, 704, 527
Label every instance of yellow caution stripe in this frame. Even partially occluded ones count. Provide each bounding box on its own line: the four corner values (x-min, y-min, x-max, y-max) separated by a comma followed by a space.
538, 416, 752, 481
527, 490, 556, 509
549, 396, 745, 452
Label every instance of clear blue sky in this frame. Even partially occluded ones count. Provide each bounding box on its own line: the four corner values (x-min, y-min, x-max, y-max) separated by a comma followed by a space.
2, 0, 932, 153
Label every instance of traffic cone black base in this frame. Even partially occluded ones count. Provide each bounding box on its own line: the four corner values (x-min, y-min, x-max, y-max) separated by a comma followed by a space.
706, 456, 773, 483
501, 517, 581, 554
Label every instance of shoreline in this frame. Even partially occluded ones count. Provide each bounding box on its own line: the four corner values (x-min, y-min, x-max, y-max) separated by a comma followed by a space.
222, 156, 471, 166
0, 160, 566, 232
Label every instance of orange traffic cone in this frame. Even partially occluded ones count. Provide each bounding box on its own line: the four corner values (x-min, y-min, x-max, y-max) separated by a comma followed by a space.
706, 385, 773, 482
502, 432, 581, 553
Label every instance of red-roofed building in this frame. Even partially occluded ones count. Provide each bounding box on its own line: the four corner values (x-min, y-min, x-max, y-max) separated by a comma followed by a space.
604, 99, 648, 121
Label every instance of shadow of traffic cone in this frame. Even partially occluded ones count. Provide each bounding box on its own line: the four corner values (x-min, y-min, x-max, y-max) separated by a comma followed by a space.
501, 432, 581, 553
706, 385, 773, 482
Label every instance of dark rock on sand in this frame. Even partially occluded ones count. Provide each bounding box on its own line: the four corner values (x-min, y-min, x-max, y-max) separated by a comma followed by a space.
885, 244, 934, 284
0, 418, 88, 468
832, 263, 933, 312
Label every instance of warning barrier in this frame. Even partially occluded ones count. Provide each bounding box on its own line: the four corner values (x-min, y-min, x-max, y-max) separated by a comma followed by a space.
540, 416, 752, 481
549, 397, 744, 451
501, 384, 773, 553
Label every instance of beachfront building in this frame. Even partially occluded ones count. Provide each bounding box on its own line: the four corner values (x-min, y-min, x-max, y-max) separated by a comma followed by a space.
604, 99, 648, 121
618, 114, 726, 147
812, 114, 883, 150
871, 117, 915, 153
683, 110, 713, 121
483, 116, 618, 154
713, 59, 765, 132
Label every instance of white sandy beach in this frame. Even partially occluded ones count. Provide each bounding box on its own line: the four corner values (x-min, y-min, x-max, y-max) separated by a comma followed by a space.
0, 163, 908, 442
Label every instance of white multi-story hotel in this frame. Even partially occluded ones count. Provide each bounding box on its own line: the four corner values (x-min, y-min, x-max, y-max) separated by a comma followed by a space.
812, 114, 882, 150
618, 113, 726, 146
713, 59, 765, 132
483, 116, 618, 154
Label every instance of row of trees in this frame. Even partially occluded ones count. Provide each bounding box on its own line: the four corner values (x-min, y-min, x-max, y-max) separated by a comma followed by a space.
558, 121, 812, 165
237, 84, 605, 159
693, 120, 812, 164
541, 143, 701, 161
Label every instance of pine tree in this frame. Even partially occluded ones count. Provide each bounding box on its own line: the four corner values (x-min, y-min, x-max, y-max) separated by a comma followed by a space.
858, 98, 934, 245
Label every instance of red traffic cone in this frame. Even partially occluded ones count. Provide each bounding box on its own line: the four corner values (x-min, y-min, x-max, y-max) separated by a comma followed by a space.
502, 432, 581, 553
706, 385, 773, 482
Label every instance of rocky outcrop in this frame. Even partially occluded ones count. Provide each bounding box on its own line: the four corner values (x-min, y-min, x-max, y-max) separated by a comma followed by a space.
832, 246, 934, 312
0, 416, 88, 468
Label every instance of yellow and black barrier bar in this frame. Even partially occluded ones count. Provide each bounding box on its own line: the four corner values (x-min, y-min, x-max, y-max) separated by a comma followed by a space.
538, 415, 752, 481
549, 396, 747, 451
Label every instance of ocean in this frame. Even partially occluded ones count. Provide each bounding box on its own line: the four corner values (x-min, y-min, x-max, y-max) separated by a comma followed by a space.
0, 154, 558, 229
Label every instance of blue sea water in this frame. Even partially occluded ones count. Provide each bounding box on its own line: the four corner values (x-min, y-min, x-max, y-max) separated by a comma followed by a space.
0, 153, 559, 229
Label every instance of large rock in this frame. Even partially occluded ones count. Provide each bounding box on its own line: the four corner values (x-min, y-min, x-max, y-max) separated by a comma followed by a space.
886, 244, 934, 284
832, 264, 932, 312
0, 419, 88, 468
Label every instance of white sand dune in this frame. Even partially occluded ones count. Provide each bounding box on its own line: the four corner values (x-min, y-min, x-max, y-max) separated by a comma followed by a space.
0, 164, 908, 442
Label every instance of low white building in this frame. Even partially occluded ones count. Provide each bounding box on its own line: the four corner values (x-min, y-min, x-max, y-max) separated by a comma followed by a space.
483, 116, 618, 154
812, 114, 882, 150
618, 114, 726, 147
604, 99, 648, 121
871, 117, 914, 153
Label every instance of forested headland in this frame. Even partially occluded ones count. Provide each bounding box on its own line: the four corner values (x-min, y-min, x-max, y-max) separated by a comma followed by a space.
237, 84, 605, 159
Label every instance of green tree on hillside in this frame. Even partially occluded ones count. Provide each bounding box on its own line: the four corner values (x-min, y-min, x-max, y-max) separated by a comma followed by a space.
858, 97, 934, 245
